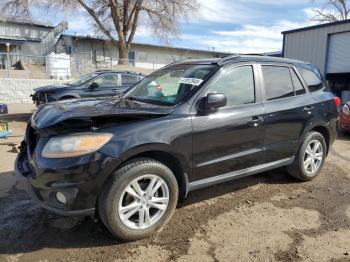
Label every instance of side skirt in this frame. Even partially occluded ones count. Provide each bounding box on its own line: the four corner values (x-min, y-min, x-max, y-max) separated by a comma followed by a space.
188, 157, 294, 192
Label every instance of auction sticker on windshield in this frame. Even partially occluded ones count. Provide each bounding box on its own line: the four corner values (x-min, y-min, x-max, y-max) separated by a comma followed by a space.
178, 78, 203, 86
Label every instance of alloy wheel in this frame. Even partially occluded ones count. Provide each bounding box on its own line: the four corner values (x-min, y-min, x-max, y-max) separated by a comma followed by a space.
303, 139, 324, 176
118, 175, 169, 230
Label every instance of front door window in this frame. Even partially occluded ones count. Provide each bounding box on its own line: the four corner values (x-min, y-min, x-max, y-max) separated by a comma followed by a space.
209, 66, 255, 107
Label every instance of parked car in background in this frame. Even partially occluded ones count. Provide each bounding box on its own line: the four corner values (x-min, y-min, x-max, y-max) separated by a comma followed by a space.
339, 101, 350, 133
31, 70, 145, 105
16, 55, 339, 241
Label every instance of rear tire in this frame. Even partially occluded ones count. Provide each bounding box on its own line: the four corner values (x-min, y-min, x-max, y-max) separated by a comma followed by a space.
287, 131, 326, 181
98, 158, 178, 241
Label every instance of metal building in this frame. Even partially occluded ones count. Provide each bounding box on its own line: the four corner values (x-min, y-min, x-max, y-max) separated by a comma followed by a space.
282, 19, 350, 97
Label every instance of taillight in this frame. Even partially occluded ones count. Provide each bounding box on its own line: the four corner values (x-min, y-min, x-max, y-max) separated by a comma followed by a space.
334, 96, 341, 107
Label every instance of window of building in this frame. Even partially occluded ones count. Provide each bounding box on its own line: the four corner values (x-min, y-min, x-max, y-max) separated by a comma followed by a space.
262, 66, 294, 100
209, 66, 255, 107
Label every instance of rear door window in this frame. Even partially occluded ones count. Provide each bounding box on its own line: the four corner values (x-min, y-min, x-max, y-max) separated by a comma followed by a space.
121, 74, 140, 86
93, 74, 119, 88
298, 67, 324, 92
262, 66, 294, 100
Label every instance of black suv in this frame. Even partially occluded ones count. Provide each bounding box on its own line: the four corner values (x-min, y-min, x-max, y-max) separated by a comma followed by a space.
31, 70, 145, 105
16, 55, 338, 240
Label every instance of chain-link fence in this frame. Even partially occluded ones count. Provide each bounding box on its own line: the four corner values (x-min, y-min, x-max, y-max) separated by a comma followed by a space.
0, 52, 164, 80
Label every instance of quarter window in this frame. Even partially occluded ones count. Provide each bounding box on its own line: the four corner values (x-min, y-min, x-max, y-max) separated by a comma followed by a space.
209, 66, 255, 107
262, 66, 294, 100
298, 67, 324, 92
290, 69, 306, 95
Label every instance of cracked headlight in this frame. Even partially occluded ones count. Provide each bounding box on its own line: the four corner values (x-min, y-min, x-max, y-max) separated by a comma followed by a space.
42, 133, 113, 158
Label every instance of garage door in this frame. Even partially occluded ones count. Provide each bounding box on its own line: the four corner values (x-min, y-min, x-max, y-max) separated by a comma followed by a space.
327, 31, 350, 74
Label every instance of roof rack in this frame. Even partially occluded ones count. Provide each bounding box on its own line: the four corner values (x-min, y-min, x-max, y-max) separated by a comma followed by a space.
217, 54, 240, 65
242, 53, 266, 56
93, 69, 144, 75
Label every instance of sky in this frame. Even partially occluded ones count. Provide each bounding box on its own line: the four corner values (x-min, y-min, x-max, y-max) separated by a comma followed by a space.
30, 0, 325, 54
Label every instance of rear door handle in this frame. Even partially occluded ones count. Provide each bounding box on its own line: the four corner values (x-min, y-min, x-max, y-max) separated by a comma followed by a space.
303, 106, 315, 111
112, 89, 120, 93
303, 106, 315, 114
248, 116, 264, 127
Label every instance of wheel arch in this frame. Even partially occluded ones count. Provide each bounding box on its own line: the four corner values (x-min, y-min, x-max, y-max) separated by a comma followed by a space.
100, 144, 191, 201
126, 150, 190, 200
310, 126, 330, 154
302, 124, 331, 155
57, 93, 80, 100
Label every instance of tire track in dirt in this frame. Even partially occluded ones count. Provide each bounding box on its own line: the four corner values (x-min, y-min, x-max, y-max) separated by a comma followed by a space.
1, 143, 350, 261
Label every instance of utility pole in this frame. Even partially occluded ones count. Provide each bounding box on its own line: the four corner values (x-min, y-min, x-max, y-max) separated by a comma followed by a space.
5, 42, 10, 78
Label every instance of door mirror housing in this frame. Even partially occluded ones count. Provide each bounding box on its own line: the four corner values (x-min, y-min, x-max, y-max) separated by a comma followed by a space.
89, 82, 98, 90
198, 93, 227, 111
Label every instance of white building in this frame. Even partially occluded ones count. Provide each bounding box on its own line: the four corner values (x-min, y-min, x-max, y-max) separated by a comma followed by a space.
56, 34, 231, 71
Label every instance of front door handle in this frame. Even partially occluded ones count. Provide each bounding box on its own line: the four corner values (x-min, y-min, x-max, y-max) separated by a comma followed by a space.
248, 116, 264, 127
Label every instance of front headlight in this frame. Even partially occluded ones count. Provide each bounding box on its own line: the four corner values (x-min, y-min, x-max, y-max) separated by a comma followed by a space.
342, 104, 350, 116
42, 133, 113, 158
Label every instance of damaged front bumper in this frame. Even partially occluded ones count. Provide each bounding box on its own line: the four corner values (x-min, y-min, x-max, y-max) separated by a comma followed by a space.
15, 148, 96, 216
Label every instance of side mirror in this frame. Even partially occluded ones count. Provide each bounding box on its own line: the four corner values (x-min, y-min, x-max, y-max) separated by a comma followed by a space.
198, 93, 227, 111
89, 82, 98, 90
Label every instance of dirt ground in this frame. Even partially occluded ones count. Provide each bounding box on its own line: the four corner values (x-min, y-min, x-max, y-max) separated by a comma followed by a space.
0, 107, 350, 262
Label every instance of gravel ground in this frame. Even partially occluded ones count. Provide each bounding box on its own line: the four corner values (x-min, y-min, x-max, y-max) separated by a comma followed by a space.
0, 109, 350, 262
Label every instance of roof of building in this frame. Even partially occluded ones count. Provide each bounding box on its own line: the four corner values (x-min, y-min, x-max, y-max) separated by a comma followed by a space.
58, 34, 232, 55
282, 19, 350, 34
0, 35, 42, 44
0, 18, 54, 28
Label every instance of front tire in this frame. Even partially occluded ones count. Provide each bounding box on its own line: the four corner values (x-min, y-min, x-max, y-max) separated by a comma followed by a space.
98, 158, 178, 241
287, 131, 326, 181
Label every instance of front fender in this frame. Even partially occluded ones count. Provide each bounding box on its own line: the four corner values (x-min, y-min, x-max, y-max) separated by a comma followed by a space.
100, 142, 191, 176
95, 142, 191, 199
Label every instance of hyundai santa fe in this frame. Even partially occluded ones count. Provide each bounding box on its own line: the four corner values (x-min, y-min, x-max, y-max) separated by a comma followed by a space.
16, 55, 339, 240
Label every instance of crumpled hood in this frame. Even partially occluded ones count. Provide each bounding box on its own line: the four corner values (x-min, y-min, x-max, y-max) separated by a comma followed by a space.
31, 97, 174, 129
34, 84, 70, 93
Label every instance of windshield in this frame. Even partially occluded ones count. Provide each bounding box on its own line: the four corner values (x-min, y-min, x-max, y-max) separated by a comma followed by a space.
124, 64, 217, 105
67, 72, 99, 86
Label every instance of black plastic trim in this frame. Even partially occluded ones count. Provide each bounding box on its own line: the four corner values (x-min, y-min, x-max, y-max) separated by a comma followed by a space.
188, 157, 294, 192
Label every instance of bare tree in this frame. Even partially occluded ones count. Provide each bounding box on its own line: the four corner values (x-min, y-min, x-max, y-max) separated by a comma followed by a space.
311, 0, 349, 22
2, 0, 199, 64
